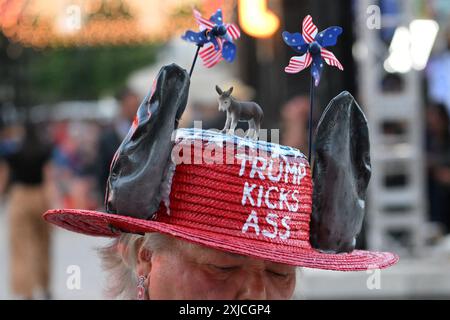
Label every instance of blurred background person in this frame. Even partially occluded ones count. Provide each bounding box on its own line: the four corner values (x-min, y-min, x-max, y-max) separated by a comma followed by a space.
426, 26, 450, 117
426, 103, 450, 234
51, 120, 101, 210
0, 121, 53, 299
96, 88, 140, 202
280, 96, 310, 153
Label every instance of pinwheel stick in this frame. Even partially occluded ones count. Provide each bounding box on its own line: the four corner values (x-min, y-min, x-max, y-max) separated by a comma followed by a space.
189, 44, 202, 78
308, 76, 315, 164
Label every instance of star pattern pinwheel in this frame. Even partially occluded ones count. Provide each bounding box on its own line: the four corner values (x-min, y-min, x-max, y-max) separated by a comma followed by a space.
283, 15, 344, 86
182, 9, 240, 68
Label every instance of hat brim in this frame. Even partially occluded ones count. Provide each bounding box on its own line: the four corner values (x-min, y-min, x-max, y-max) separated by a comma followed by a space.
43, 209, 398, 271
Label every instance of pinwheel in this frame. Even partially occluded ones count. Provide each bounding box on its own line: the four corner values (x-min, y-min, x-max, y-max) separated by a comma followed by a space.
182, 8, 240, 75
282, 15, 344, 164
283, 15, 343, 86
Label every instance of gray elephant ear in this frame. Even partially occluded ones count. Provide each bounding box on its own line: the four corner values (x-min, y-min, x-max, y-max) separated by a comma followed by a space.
105, 64, 190, 220
310, 91, 371, 253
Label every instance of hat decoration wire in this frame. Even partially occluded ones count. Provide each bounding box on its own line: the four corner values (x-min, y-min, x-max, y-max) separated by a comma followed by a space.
182, 8, 241, 77
283, 15, 344, 163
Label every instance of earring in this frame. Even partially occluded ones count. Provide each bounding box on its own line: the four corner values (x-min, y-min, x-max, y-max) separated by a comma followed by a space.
137, 275, 147, 300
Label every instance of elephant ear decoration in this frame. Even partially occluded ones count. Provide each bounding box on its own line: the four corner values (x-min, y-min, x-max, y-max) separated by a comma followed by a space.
310, 91, 371, 254
105, 64, 190, 220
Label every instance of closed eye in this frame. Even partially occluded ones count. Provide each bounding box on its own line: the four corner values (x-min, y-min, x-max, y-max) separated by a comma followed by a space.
267, 270, 290, 278
209, 264, 239, 272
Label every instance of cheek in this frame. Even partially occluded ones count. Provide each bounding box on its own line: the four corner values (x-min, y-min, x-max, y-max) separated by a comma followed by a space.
189, 271, 245, 299
265, 275, 297, 300
147, 254, 186, 299
176, 268, 244, 299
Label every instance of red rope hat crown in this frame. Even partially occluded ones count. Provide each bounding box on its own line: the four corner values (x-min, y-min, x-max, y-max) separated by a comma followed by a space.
157, 128, 313, 251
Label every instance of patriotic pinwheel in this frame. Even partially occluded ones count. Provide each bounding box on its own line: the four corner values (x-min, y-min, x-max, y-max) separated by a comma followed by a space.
182, 8, 240, 73
282, 16, 344, 164
283, 15, 343, 86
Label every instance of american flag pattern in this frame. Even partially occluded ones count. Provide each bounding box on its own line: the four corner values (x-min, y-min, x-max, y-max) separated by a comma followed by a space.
283, 15, 344, 86
199, 38, 224, 68
182, 9, 241, 68
194, 9, 215, 31
285, 54, 312, 74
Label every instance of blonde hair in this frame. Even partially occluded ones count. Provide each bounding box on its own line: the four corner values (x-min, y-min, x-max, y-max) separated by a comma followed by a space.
97, 232, 174, 299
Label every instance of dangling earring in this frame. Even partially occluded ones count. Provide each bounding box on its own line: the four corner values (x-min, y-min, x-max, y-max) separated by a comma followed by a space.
137, 275, 147, 300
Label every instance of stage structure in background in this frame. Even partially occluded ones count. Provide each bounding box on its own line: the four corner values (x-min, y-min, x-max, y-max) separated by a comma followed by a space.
355, 0, 427, 255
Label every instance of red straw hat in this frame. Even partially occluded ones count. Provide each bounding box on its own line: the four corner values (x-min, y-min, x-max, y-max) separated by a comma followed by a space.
44, 128, 398, 271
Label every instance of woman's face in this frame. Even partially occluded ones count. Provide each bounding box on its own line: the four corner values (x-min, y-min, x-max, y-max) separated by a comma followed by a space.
140, 241, 297, 300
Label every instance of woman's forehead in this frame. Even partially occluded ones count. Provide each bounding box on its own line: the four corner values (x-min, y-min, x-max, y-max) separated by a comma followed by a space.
179, 240, 244, 260
178, 240, 294, 268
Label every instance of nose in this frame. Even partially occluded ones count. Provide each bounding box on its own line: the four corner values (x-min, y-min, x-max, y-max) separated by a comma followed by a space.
236, 272, 267, 300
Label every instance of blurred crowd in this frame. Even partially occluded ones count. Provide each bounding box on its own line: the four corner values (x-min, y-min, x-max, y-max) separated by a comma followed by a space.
426, 103, 450, 235
0, 88, 139, 299
3, 23, 450, 297
1, 80, 450, 298
425, 33, 450, 237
